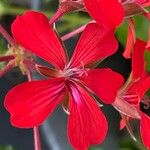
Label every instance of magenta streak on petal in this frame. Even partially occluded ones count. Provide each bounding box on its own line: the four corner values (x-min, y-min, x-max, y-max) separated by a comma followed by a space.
69, 83, 82, 105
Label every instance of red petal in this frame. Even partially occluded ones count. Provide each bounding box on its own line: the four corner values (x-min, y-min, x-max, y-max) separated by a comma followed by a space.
120, 116, 130, 130
136, 75, 150, 99
70, 23, 118, 68
68, 83, 108, 150
140, 112, 150, 149
123, 19, 136, 59
11, 11, 67, 70
4, 78, 65, 128
132, 39, 147, 80
123, 75, 150, 106
83, 0, 124, 28
80, 68, 124, 104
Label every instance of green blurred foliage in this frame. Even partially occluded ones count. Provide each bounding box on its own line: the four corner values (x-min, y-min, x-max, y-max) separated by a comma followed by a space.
134, 15, 149, 41
119, 136, 145, 150
116, 15, 149, 47
0, 38, 8, 69
116, 20, 128, 47
0, 145, 14, 150
0, 39, 7, 54
145, 50, 150, 73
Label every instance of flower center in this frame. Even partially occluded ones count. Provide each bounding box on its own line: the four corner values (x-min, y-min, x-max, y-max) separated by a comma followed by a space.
36, 63, 88, 80
60, 66, 88, 79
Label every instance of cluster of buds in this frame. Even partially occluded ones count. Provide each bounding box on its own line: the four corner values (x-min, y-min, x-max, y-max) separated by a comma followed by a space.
0, 0, 150, 150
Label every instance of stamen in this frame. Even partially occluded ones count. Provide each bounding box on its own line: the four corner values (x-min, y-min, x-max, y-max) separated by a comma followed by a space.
96, 101, 103, 107
62, 106, 70, 115
60, 63, 87, 79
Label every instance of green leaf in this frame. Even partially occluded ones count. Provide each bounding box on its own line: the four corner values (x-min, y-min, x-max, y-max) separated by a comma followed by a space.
134, 15, 149, 41
145, 50, 150, 73
116, 15, 149, 47
115, 20, 128, 47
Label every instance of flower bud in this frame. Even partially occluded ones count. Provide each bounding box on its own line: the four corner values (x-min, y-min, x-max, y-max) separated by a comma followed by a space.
59, 0, 84, 13
123, 2, 147, 17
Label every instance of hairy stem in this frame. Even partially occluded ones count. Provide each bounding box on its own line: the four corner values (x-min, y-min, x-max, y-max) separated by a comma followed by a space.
0, 60, 15, 77
26, 64, 42, 150
0, 24, 16, 46
0, 55, 15, 62
49, 9, 64, 25
34, 127, 42, 150
61, 24, 86, 41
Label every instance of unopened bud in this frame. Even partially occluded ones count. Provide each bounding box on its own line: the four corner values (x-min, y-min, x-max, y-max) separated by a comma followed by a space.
49, 0, 84, 25
123, 3, 148, 17
59, 0, 84, 13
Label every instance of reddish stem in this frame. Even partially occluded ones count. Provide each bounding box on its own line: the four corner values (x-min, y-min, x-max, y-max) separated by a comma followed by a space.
0, 60, 15, 77
34, 127, 42, 150
26, 63, 42, 150
0, 24, 16, 46
0, 55, 15, 62
49, 9, 64, 25
61, 24, 86, 41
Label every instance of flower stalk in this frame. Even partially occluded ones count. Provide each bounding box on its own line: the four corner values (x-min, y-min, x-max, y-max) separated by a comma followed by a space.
26, 61, 42, 150
0, 24, 16, 46
0, 60, 15, 77
0, 55, 15, 62
49, 9, 64, 25
61, 24, 87, 41
34, 127, 42, 150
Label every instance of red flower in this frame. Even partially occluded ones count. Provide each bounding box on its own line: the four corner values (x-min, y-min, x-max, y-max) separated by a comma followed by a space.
4, 11, 124, 149
114, 39, 150, 149
82, 0, 150, 58
83, 0, 125, 28
121, 0, 150, 58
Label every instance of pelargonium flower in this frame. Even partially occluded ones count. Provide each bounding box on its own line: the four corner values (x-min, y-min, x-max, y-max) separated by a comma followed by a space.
82, 0, 150, 57
120, 0, 150, 58
4, 11, 124, 149
113, 39, 150, 149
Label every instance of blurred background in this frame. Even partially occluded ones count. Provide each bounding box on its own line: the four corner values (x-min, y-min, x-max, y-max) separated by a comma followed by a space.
0, 0, 149, 150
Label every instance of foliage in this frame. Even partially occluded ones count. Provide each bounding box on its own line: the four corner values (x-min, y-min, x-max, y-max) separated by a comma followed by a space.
0, 146, 14, 150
